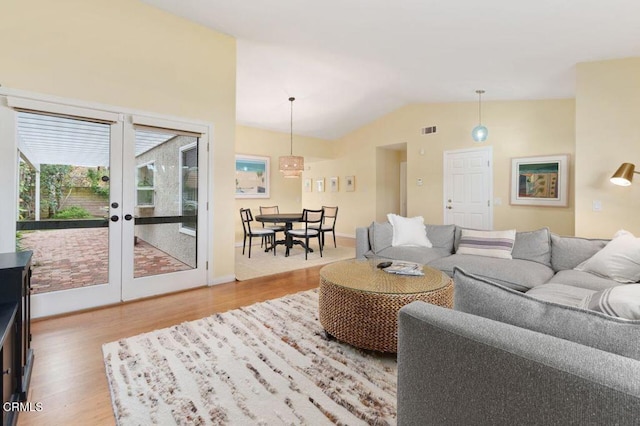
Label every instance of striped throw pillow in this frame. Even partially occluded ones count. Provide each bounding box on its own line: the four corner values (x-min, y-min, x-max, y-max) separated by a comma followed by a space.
580, 285, 640, 320
457, 229, 516, 259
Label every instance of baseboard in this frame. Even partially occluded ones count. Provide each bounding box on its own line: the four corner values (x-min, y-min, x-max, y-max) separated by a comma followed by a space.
208, 274, 236, 286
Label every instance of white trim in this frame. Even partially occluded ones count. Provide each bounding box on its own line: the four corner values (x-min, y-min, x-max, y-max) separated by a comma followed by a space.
179, 141, 198, 237
7, 96, 119, 123
132, 115, 206, 136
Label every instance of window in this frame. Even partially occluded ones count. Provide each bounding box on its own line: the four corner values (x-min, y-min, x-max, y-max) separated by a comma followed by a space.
136, 162, 155, 207
180, 142, 198, 235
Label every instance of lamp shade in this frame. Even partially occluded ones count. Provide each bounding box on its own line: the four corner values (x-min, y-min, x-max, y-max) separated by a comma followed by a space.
279, 155, 304, 178
610, 163, 636, 186
472, 125, 488, 142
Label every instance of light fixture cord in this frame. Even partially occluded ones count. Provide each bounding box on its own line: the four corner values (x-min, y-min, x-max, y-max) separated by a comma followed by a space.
289, 97, 295, 155
478, 91, 482, 125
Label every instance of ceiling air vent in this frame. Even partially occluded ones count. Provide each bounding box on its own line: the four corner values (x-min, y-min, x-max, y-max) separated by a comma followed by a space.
421, 126, 437, 135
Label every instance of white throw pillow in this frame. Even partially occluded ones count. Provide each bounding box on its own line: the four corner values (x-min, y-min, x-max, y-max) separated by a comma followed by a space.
456, 228, 516, 259
386, 214, 432, 247
575, 230, 640, 283
579, 285, 640, 320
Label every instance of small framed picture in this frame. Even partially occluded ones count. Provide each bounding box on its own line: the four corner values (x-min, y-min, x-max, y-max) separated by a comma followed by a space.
329, 176, 339, 192
316, 178, 325, 193
345, 175, 355, 192
303, 177, 312, 193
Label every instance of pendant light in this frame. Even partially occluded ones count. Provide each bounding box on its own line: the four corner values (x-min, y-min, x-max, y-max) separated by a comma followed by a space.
472, 89, 488, 142
279, 97, 304, 178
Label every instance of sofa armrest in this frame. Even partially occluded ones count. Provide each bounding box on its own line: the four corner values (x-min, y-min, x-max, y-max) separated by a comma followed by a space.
355, 227, 370, 259
398, 302, 640, 426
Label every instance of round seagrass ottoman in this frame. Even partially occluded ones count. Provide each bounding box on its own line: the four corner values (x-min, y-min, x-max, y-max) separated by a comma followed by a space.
319, 259, 453, 353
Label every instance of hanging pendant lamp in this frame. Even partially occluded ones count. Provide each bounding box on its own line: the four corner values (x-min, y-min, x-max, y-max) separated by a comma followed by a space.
472, 89, 488, 142
279, 97, 304, 178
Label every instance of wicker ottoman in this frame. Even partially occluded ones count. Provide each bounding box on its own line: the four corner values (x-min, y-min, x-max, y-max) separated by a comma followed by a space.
319, 259, 453, 353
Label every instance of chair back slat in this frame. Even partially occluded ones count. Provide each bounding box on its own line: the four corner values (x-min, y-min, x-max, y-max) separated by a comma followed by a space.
260, 206, 279, 215
302, 208, 324, 225
239, 208, 254, 233
321, 206, 338, 226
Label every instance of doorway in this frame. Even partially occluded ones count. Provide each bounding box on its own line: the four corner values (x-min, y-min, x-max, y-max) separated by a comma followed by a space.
5, 95, 209, 317
443, 147, 493, 229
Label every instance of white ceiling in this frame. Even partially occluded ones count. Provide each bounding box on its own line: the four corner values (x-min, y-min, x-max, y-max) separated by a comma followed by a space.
143, 0, 640, 140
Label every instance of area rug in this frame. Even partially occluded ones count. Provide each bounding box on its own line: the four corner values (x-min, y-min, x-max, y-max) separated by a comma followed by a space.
102, 289, 397, 425
235, 243, 355, 280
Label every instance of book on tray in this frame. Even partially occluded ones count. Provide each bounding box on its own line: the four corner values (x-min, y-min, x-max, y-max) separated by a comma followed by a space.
383, 261, 424, 276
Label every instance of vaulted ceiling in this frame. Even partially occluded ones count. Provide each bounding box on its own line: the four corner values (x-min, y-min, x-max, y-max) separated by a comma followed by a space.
143, 0, 640, 140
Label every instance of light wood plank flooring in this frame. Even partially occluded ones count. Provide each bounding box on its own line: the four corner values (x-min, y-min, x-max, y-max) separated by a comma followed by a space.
18, 237, 354, 426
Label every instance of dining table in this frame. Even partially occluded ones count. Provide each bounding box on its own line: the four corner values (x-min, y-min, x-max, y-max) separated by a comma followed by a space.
255, 213, 313, 257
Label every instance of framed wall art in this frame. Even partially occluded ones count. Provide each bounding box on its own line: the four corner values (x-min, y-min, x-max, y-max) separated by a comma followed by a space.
235, 154, 270, 198
316, 178, 325, 193
510, 154, 569, 207
345, 175, 355, 192
329, 176, 339, 192
303, 177, 312, 193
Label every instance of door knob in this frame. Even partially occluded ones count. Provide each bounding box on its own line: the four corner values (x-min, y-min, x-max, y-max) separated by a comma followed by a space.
110, 215, 119, 222
446, 206, 453, 210
124, 214, 133, 221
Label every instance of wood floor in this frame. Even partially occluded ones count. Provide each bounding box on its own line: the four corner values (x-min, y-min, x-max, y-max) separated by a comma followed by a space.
18, 237, 354, 426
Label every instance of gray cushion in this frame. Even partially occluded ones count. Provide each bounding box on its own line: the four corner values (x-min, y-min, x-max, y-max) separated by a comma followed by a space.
511, 227, 552, 267
429, 254, 554, 291
376, 246, 449, 265
551, 234, 608, 272
369, 221, 393, 253
453, 267, 640, 361
547, 269, 622, 291
526, 283, 596, 307
425, 224, 455, 253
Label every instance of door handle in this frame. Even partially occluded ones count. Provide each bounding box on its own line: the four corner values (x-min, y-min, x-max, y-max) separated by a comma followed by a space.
124, 214, 133, 221
446, 206, 453, 210
110, 215, 119, 222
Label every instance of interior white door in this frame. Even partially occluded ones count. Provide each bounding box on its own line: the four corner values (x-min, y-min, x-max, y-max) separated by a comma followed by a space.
443, 147, 493, 229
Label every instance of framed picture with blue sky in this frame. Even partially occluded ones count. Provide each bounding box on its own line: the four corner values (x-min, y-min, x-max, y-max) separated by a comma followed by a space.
235, 154, 270, 198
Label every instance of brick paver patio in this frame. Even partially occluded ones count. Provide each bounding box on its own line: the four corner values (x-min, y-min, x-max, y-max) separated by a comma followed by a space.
19, 228, 191, 294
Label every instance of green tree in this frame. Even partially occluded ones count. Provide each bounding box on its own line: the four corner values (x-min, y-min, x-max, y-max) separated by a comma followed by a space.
18, 161, 36, 220
41, 164, 73, 217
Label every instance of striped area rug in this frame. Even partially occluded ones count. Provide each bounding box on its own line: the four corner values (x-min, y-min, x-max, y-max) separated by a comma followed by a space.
102, 290, 397, 425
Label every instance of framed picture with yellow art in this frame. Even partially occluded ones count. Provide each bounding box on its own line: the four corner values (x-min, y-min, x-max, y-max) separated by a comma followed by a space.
316, 178, 325, 193
510, 154, 569, 207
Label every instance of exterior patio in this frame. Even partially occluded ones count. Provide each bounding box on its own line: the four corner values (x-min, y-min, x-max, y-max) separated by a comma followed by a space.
19, 228, 191, 294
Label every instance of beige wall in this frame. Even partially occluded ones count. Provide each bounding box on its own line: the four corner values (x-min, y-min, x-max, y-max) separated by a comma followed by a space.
323, 99, 576, 236
575, 58, 640, 238
1, 0, 237, 281
235, 125, 334, 243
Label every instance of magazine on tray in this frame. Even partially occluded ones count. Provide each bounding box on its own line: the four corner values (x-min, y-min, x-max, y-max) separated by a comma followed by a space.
383, 261, 424, 276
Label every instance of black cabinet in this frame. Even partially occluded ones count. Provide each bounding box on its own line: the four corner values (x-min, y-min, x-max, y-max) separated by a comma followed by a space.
0, 251, 34, 425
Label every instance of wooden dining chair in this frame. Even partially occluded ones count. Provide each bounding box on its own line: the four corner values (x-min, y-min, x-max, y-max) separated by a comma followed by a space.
287, 208, 324, 259
259, 205, 286, 247
239, 208, 276, 258
312, 206, 338, 249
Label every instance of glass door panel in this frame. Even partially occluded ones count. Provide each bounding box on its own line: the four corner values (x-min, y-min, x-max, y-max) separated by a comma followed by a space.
132, 131, 198, 278
16, 112, 113, 295
121, 124, 206, 301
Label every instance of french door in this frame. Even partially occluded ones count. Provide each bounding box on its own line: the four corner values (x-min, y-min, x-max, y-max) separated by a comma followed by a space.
6, 95, 209, 317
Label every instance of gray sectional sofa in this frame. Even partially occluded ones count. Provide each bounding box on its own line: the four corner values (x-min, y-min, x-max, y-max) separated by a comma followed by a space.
355, 221, 640, 424
356, 221, 618, 297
